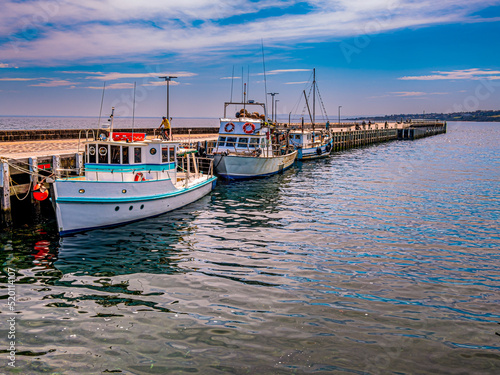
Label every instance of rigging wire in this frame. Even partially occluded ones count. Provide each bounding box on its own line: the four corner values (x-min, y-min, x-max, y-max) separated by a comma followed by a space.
132, 82, 136, 138
97, 82, 106, 132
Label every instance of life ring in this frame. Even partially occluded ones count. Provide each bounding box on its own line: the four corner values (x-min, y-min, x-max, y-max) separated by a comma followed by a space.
224, 122, 235, 132
134, 172, 145, 181
99, 146, 107, 156
316, 147, 322, 155
243, 122, 255, 134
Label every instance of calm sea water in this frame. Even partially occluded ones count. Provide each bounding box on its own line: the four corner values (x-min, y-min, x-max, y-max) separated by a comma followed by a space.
0, 116, 219, 130
1, 122, 499, 374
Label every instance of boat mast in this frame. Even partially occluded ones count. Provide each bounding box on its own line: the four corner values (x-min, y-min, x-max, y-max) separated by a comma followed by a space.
109, 107, 115, 140
312, 68, 316, 126
303, 90, 313, 126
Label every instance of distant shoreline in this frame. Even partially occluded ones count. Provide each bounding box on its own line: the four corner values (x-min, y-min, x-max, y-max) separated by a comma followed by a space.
349, 110, 500, 122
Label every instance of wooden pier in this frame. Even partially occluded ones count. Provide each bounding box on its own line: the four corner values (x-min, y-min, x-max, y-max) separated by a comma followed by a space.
0, 121, 446, 228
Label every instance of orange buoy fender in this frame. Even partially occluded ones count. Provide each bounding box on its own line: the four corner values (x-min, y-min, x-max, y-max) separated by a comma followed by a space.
33, 183, 49, 201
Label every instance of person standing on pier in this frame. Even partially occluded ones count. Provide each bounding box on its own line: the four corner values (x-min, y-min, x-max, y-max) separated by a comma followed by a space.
158, 116, 171, 140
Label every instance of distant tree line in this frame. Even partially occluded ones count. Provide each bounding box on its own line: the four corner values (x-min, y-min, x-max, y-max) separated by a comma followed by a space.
351, 110, 500, 122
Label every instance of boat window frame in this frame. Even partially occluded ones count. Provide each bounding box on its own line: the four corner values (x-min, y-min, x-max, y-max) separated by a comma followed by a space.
98, 144, 109, 164
134, 147, 142, 164
217, 136, 227, 147
122, 146, 129, 164
237, 137, 249, 148
162, 146, 169, 163
169, 146, 176, 162
87, 144, 97, 163
226, 137, 237, 148
110, 145, 121, 164
249, 137, 260, 148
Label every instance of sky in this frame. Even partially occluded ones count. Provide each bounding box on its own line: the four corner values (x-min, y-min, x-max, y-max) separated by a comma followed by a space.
0, 0, 499, 120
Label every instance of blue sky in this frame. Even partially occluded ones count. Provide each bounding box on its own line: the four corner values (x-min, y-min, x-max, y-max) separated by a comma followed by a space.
0, 0, 499, 119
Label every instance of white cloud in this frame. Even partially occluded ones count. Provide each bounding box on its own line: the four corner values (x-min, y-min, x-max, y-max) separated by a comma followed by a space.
390, 91, 448, 97
142, 81, 181, 87
284, 81, 309, 85
0, 77, 37, 81
82, 71, 197, 81
399, 68, 500, 81
0, 63, 9, 68
258, 69, 311, 76
0, 0, 495, 65
85, 82, 136, 90
29, 79, 76, 87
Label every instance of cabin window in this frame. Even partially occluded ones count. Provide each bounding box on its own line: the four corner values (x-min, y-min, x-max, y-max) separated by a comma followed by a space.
217, 136, 226, 147
88, 145, 96, 163
250, 138, 260, 148
110, 145, 120, 164
294, 135, 301, 140
162, 147, 169, 163
237, 138, 249, 148
134, 147, 142, 163
169, 147, 176, 162
226, 137, 237, 148
98, 144, 108, 164
122, 146, 129, 164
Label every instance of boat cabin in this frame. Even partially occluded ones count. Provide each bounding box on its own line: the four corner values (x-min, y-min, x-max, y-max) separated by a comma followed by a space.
289, 130, 325, 149
84, 135, 179, 182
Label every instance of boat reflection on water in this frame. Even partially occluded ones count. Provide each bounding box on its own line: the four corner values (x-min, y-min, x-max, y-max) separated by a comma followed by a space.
54, 199, 210, 278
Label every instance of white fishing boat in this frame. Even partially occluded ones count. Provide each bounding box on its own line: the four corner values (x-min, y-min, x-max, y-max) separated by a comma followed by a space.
212, 101, 297, 179
50, 108, 217, 235
289, 129, 333, 160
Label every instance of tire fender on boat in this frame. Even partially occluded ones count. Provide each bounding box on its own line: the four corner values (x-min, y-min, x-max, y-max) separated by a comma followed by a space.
325, 143, 332, 152
316, 147, 322, 155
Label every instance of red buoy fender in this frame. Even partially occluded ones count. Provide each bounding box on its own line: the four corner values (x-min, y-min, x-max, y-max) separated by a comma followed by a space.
33, 183, 49, 201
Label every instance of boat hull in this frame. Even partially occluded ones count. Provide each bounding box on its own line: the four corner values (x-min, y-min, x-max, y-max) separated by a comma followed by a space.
213, 151, 297, 179
53, 177, 216, 235
297, 139, 333, 161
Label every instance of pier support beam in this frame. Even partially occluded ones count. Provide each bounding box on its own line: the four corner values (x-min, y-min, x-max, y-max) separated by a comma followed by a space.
29, 157, 41, 221
75, 152, 84, 176
0, 161, 12, 228
52, 155, 61, 178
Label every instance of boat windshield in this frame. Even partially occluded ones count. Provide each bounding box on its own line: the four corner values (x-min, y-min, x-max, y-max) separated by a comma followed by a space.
237, 137, 249, 148
250, 138, 260, 148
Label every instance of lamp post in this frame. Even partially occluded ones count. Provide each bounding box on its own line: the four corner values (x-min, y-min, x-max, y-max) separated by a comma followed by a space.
338, 105, 342, 127
267, 92, 279, 123
159, 76, 177, 121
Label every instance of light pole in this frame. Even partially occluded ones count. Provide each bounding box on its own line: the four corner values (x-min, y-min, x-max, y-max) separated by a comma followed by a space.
338, 105, 342, 126
267, 92, 279, 123
159, 76, 177, 121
